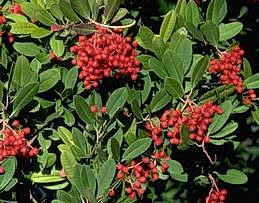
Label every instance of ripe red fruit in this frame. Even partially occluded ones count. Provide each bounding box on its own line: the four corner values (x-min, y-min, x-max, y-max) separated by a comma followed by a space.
11, 120, 20, 127
108, 188, 115, 197
23, 127, 31, 135
101, 106, 107, 113
0, 167, 5, 174
90, 105, 98, 113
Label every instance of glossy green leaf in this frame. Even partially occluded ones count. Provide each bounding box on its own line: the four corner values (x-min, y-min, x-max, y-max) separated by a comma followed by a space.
13, 42, 41, 57
216, 169, 248, 185
124, 119, 137, 145
59, 0, 80, 22
185, 0, 201, 27
165, 77, 184, 98
74, 95, 95, 125
70, 0, 91, 19
160, 10, 177, 43
242, 58, 252, 79
50, 38, 65, 57
137, 26, 154, 51
12, 83, 39, 116
31, 172, 65, 183
103, 0, 121, 23
191, 56, 209, 87
97, 159, 116, 196
22, 2, 56, 26
150, 89, 171, 113
252, 109, 259, 126
210, 121, 238, 138
111, 138, 120, 162
162, 50, 184, 83
167, 160, 188, 182
208, 101, 233, 134
107, 87, 128, 118
244, 73, 259, 89
148, 57, 168, 79
61, 148, 76, 182
219, 22, 243, 41
122, 138, 152, 161
0, 157, 17, 191
111, 8, 128, 23
201, 21, 219, 47
39, 68, 60, 93
206, 0, 227, 25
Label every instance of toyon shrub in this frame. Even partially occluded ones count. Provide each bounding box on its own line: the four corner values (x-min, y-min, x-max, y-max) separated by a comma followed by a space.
0, 0, 258, 202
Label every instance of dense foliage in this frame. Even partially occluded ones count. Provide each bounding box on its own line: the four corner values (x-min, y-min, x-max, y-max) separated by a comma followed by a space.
0, 0, 259, 202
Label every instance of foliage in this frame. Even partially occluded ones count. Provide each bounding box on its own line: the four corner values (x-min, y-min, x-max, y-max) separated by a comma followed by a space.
0, 0, 258, 203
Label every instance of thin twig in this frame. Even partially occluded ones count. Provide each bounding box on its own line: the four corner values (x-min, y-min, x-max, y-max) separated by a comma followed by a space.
196, 141, 217, 165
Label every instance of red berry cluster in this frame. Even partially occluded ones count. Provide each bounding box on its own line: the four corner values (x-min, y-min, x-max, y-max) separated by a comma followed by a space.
186, 101, 223, 143
49, 51, 62, 61
112, 151, 169, 200
206, 188, 228, 203
8, 4, 24, 15
90, 105, 107, 114
0, 120, 39, 174
208, 46, 245, 93
0, 6, 6, 25
70, 25, 140, 90
243, 89, 256, 105
145, 101, 223, 146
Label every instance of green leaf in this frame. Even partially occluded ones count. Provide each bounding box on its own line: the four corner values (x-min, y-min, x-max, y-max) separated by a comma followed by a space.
31, 27, 52, 38
50, 38, 65, 57
170, 37, 193, 73
242, 58, 252, 79
162, 50, 184, 83
1, 46, 8, 69
175, 0, 186, 16
210, 121, 238, 138
71, 23, 95, 35
148, 57, 168, 79
72, 164, 96, 196
122, 138, 152, 161
74, 95, 95, 125
167, 160, 188, 182
244, 73, 259, 89
219, 22, 243, 41
59, 0, 80, 22
72, 128, 88, 155
185, 0, 202, 27
39, 68, 60, 93
152, 35, 166, 59
58, 126, 74, 146
178, 124, 192, 151
124, 119, 137, 145
208, 101, 233, 134
103, 0, 121, 23
160, 10, 177, 43
97, 159, 116, 196
0, 157, 17, 191
142, 74, 152, 103
70, 0, 91, 19
252, 109, 259, 126
10, 22, 37, 34
165, 77, 184, 98
64, 67, 78, 90
12, 83, 39, 116
206, 0, 227, 25
137, 26, 154, 51
201, 21, 219, 47
216, 169, 248, 185
150, 89, 171, 113
111, 8, 128, 23
191, 56, 209, 87
89, 0, 99, 20
61, 148, 77, 182
131, 99, 142, 120
107, 87, 128, 118
6, 14, 28, 22
11, 55, 30, 89
31, 172, 65, 183
22, 2, 56, 26
111, 138, 120, 162
13, 42, 41, 57
185, 22, 204, 41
